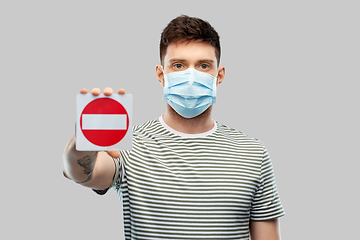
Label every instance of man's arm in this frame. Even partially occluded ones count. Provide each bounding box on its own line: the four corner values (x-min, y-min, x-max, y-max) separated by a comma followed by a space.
62, 135, 117, 190
62, 87, 123, 190
250, 219, 281, 240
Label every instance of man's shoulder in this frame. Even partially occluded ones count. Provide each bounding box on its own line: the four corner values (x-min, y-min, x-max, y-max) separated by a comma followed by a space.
215, 121, 263, 146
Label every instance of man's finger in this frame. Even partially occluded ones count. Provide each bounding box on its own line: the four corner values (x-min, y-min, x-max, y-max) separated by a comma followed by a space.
117, 89, 126, 94
104, 87, 114, 96
80, 88, 88, 94
107, 150, 120, 158
91, 88, 101, 96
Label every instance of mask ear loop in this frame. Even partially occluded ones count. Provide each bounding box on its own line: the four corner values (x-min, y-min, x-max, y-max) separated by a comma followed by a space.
161, 66, 168, 101
212, 71, 218, 103
161, 66, 166, 75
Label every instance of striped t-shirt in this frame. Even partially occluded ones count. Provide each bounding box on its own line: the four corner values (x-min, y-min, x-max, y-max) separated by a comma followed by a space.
110, 116, 284, 240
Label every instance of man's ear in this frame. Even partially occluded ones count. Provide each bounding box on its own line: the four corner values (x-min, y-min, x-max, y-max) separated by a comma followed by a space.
216, 66, 225, 86
156, 64, 165, 86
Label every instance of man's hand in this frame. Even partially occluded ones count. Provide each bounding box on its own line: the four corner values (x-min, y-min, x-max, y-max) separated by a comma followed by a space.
62, 87, 126, 189
79, 87, 126, 159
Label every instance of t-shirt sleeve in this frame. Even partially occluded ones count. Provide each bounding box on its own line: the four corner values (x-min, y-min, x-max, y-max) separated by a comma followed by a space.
250, 147, 285, 221
92, 156, 123, 195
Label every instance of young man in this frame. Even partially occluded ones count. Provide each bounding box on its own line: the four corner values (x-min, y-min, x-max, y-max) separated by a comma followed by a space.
63, 15, 285, 240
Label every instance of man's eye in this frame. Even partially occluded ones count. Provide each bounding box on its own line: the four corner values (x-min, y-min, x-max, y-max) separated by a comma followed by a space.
174, 64, 183, 69
199, 64, 209, 69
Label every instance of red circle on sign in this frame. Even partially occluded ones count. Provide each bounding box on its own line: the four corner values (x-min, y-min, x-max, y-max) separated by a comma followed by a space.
80, 98, 129, 147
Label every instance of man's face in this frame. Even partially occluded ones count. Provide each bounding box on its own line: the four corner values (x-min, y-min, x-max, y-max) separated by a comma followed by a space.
156, 40, 225, 87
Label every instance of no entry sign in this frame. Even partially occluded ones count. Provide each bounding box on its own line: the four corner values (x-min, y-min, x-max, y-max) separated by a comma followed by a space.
76, 93, 133, 151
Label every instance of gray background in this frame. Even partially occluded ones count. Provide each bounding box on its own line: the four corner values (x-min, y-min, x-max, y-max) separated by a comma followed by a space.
1, 0, 358, 239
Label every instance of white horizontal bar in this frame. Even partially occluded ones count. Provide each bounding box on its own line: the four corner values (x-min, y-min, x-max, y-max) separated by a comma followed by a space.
82, 114, 127, 130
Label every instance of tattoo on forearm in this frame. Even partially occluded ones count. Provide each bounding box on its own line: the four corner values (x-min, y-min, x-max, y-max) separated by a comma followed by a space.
75, 155, 95, 184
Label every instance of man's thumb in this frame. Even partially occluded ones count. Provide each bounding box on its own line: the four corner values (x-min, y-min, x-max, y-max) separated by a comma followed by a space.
107, 150, 120, 158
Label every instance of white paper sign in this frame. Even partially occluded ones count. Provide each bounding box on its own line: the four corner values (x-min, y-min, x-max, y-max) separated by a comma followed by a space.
76, 93, 133, 151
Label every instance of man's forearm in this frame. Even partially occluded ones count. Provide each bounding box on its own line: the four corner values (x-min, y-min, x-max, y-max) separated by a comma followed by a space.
62, 135, 98, 184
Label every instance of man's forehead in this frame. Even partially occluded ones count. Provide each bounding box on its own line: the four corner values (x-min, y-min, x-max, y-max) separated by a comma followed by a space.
164, 41, 217, 63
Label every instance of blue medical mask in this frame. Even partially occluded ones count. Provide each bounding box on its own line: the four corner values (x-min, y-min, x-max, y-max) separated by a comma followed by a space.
163, 68, 218, 118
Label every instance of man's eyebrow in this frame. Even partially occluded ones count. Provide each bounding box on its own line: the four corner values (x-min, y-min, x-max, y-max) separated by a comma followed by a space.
169, 58, 187, 63
168, 59, 215, 64
197, 59, 215, 64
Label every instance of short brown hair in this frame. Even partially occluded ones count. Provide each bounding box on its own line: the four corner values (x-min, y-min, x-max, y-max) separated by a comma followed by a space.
160, 15, 221, 66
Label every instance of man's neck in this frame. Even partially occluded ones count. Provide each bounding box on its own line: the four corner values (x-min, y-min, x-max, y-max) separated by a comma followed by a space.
162, 105, 214, 134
